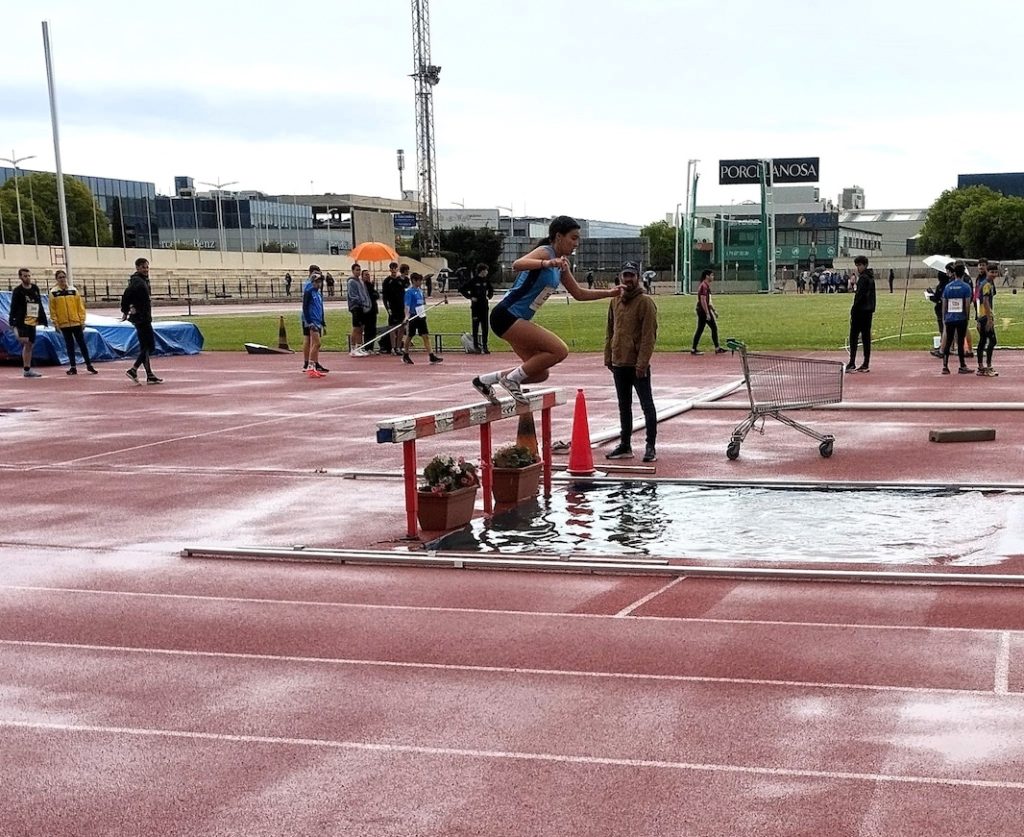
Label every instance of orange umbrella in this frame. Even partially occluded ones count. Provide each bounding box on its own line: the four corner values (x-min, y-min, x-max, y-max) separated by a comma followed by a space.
349, 241, 399, 263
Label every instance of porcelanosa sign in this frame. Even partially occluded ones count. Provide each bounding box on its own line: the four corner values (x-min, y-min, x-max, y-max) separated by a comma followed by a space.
719, 158, 820, 185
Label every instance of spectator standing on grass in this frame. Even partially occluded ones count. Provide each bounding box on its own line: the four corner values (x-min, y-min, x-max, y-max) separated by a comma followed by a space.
49, 269, 97, 375
301, 269, 328, 378
691, 268, 726, 356
347, 264, 372, 357
586, 271, 595, 290
941, 261, 972, 375
380, 262, 407, 355
284, 272, 292, 296
460, 263, 494, 354
845, 255, 876, 373
402, 273, 442, 365
9, 267, 47, 378
888, 267, 895, 293
360, 269, 380, 353
325, 272, 335, 297
604, 261, 659, 463
119, 258, 162, 384
976, 263, 999, 377
928, 265, 953, 358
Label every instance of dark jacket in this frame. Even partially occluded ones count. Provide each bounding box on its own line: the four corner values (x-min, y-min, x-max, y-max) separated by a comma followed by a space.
381, 276, 407, 315
851, 268, 876, 314
928, 272, 949, 313
460, 277, 494, 307
120, 272, 153, 324
9, 283, 48, 328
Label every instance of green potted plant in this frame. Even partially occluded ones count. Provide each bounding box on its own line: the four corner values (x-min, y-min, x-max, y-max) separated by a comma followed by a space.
417, 455, 480, 531
491, 444, 542, 504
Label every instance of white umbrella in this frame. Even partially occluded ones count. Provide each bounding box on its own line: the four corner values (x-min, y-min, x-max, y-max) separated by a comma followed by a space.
922, 255, 955, 272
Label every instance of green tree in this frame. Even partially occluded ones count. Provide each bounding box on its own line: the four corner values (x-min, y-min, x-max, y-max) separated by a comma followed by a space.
0, 172, 112, 247
441, 226, 505, 276
640, 219, 676, 269
916, 185, 1000, 256
958, 197, 1024, 260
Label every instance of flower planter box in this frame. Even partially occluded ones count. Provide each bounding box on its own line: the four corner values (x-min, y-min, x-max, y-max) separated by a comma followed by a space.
492, 461, 543, 505
416, 485, 478, 531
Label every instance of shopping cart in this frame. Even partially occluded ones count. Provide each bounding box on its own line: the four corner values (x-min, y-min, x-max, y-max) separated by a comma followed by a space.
724, 339, 844, 460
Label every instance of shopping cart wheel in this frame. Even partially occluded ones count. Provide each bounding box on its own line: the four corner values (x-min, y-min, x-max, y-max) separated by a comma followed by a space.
819, 440, 834, 458
727, 440, 741, 460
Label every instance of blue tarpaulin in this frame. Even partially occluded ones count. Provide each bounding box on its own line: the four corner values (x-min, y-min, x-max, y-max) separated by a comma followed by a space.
0, 291, 203, 364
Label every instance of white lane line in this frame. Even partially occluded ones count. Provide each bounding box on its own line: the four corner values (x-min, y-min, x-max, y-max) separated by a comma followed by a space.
4, 719, 1023, 790
0, 639, 1012, 698
615, 577, 684, 617
995, 632, 1012, 695
0, 584, 1019, 636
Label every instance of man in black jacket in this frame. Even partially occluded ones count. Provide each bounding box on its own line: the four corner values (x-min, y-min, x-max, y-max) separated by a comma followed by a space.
846, 255, 876, 373
9, 267, 48, 378
460, 263, 494, 353
119, 257, 162, 384
380, 262, 408, 355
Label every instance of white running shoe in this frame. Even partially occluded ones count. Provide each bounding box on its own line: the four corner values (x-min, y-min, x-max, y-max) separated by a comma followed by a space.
350, 349, 369, 358
498, 374, 530, 405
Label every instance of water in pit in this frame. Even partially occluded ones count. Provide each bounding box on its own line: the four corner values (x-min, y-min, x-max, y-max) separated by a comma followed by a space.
436, 484, 1024, 566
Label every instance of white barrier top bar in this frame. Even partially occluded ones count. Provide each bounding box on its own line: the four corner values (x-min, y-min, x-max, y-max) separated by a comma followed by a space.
376, 388, 566, 444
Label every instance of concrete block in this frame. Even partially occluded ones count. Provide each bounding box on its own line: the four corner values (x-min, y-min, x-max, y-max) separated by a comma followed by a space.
928, 427, 996, 443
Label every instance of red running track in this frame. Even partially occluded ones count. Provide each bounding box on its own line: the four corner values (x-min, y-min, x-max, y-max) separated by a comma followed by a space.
1, 349, 1023, 834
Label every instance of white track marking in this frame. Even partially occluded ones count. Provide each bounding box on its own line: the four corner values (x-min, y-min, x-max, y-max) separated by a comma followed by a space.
995, 632, 1012, 695
614, 577, 684, 617
0, 584, 1019, 636
0, 639, 1015, 698
3, 718, 1023, 790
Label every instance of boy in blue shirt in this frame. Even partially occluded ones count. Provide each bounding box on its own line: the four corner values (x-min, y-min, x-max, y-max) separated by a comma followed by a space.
402, 273, 442, 365
941, 261, 972, 375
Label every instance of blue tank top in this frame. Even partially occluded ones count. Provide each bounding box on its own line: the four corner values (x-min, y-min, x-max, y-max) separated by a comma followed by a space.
496, 246, 561, 321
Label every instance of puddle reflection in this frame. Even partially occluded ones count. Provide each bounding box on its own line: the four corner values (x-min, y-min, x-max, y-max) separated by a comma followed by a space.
438, 484, 1024, 566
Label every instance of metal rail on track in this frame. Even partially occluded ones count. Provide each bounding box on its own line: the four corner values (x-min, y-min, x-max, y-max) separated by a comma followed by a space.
180, 546, 1024, 586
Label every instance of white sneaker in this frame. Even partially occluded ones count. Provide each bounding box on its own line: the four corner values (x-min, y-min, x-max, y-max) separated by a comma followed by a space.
498, 374, 530, 405
350, 349, 369, 358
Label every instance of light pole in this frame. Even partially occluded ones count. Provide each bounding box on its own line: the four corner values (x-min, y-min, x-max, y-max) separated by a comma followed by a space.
450, 200, 464, 208
0, 150, 37, 245
673, 202, 681, 294
397, 149, 405, 197
198, 177, 238, 262
497, 204, 514, 270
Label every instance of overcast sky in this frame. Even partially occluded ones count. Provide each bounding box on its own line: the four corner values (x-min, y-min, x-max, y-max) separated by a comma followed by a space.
4, 1, 1022, 225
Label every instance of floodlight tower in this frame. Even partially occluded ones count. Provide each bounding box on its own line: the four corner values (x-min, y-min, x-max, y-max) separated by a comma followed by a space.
411, 0, 440, 256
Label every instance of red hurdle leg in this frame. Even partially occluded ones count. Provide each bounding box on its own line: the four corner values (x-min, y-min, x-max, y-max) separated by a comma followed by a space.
403, 439, 418, 538
541, 406, 552, 497
480, 421, 493, 515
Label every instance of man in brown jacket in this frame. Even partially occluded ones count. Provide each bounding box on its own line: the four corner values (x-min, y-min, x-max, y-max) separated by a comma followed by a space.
604, 261, 659, 462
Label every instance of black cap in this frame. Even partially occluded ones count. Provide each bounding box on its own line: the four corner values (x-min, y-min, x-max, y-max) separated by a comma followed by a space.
621, 261, 640, 275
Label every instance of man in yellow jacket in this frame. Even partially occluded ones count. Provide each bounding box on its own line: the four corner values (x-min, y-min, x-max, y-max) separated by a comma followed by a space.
604, 261, 659, 463
49, 269, 97, 375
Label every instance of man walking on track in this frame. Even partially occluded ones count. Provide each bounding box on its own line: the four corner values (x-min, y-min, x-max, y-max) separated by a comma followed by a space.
846, 255, 876, 373
120, 258, 162, 384
604, 261, 659, 463
691, 269, 726, 356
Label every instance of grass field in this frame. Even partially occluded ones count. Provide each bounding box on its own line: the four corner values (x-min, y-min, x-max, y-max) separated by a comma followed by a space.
172, 290, 1024, 354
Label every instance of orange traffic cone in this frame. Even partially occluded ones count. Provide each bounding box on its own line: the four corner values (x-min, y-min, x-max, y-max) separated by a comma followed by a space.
516, 413, 539, 458
566, 388, 596, 476
277, 316, 290, 351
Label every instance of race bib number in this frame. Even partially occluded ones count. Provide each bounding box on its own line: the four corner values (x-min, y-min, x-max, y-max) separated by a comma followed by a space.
24, 302, 39, 326
947, 298, 963, 314
529, 286, 556, 312
415, 304, 426, 317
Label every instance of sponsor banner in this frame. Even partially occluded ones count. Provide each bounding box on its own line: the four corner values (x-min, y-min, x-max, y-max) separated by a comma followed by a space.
393, 212, 419, 229
719, 157, 820, 185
